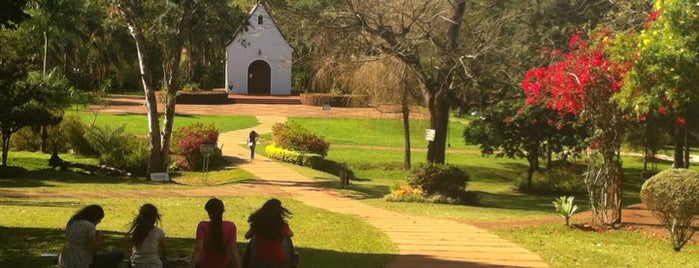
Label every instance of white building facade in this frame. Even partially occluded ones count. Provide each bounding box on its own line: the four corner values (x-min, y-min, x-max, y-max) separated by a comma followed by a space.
225, 3, 293, 95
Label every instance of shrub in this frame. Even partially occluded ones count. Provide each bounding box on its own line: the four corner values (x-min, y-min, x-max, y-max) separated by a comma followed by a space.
641, 168, 699, 251
385, 184, 478, 205
516, 166, 587, 195
299, 93, 369, 107
10, 128, 41, 152
265, 145, 323, 168
172, 123, 220, 171
85, 125, 148, 176
63, 116, 98, 156
408, 163, 469, 198
271, 122, 330, 156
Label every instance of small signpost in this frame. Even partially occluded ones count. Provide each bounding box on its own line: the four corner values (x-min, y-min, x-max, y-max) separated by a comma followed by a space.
150, 172, 170, 182
425, 129, 436, 141
200, 144, 216, 184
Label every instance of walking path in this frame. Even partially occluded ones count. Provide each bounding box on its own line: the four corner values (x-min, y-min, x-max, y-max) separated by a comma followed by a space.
220, 116, 547, 268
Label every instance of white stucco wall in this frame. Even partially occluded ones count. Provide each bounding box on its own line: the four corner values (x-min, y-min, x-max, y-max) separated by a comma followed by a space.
226, 4, 293, 95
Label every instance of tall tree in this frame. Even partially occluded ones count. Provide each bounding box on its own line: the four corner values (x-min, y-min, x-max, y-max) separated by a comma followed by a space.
614, 0, 699, 168
523, 32, 631, 225
111, 0, 243, 175
464, 101, 587, 187
270, 0, 467, 164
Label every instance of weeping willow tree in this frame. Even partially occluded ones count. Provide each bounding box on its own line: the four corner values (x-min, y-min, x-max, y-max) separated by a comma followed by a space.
313, 55, 419, 170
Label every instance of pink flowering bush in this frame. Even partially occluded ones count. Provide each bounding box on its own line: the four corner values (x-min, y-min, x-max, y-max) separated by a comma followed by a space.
271, 122, 330, 156
172, 123, 220, 171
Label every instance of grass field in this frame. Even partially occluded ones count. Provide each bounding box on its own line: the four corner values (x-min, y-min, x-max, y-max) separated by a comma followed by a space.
68, 111, 258, 134
1, 114, 698, 267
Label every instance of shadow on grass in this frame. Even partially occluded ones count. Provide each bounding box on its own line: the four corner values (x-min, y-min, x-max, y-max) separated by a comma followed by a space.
0, 167, 143, 189
475, 191, 563, 213
314, 178, 391, 199
0, 226, 401, 268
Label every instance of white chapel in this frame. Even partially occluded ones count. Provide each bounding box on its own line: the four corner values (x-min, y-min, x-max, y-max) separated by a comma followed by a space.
225, 2, 293, 95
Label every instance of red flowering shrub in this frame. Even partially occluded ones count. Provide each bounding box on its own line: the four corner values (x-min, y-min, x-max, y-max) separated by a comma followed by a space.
271, 122, 330, 156
172, 123, 220, 171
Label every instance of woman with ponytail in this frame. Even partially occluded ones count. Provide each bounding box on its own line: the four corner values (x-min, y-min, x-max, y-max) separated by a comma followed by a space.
127, 203, 166, 268
190, 198, 242, 268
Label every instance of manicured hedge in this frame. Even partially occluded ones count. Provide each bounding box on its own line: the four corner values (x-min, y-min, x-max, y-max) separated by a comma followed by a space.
265, 145, 323, 168
299, 93, 369, 107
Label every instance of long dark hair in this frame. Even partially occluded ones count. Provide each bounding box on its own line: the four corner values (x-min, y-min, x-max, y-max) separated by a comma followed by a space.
205, 198, 226, 255
247, 198, 292, 239
248, 130, 258, 141
126, 203, 161, 249
68, 204, 104, 226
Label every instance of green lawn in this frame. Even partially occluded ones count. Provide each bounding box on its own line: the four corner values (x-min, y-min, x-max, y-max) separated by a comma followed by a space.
0, 196, 395, 267
283, 116, 699, 267
68, 111, 258, 134
2, 114, 698, 267
0, 152, 254, 192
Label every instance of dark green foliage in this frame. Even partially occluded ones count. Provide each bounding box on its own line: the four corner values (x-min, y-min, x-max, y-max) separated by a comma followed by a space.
408, 163, 470, 198
85, 124, 148, 176
0, 0, 29, 28
271, 122, 330, 156
641, 168, 699, 251
464, 101, 588, 187
10, 128, 41, 152
63, 116, 98, 157
516, 161, 587, 195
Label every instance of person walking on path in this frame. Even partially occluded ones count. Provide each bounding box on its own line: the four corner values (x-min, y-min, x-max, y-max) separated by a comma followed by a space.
58, 204, 124, 268
247, 130, 260, 161
127, 203, 167, 268
190, 198, 243, 268
243, 198, 298, 268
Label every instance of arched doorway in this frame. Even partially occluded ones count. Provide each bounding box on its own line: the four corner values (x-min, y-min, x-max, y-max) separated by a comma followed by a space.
247, 60, 271, 95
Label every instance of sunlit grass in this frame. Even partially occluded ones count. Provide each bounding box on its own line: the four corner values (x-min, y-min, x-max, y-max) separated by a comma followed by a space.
0, 197, 396, 267
492, 224, 699, 268
66, 111, 258, 134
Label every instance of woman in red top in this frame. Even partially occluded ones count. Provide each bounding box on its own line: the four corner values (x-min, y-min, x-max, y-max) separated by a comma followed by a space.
190, 198, 242, 268
244, 198, 296, 268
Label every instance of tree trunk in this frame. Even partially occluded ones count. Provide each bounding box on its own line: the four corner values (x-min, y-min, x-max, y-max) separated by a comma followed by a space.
125, 14, 165, 176
1, 131, 10, 167
673, 125, 685, 168
426, 89, 450, 164
526, 150, 540, 189
683, 125, 690, 168
401, 90, 411, 170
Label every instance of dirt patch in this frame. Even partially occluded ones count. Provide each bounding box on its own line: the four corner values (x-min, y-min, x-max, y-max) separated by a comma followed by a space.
469, 203, 699, 242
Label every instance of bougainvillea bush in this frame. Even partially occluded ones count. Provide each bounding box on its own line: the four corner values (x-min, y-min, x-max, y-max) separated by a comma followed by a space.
172, 123, 220, 171
271, 121, 330, 156
522, 30, 631, 225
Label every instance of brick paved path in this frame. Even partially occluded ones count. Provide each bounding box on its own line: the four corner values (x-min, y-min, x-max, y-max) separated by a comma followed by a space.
220, 116, 547, 268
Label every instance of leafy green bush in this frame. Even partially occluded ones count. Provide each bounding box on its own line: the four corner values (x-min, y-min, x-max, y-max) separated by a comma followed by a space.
516, 166, 587, 195
172, 123, 221, 171
641, 168, 699, 251
385, 184, 478, 205
85, 125, 148, 176
10, 128, 41, 152
408, 163, 470, 198
63, 116, 99, 156
265, 145, 323, 168
271, 122, 330, 156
